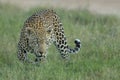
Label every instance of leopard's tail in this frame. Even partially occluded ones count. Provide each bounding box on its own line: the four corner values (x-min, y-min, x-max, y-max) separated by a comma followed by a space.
67, 39, 81, 54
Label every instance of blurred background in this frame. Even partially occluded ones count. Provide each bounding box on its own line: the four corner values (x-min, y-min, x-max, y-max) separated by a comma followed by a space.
1, 0, 120, 15
0, 0, 120, 80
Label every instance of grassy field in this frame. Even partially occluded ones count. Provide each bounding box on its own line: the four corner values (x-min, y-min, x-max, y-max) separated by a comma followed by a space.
0, 4, 120, 80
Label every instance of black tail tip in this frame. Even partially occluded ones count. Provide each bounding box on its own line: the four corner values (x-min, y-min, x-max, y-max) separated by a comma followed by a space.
74, 39, 81, 44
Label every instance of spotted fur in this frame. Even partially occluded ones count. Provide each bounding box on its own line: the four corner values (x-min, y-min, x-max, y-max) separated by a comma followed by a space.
17, 9, 81, 63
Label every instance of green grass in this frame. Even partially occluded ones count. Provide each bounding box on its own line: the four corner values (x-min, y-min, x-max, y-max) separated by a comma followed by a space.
0, 4, 120, 80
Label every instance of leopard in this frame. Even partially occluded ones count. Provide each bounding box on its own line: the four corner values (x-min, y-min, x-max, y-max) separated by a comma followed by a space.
17, 9, 81, 63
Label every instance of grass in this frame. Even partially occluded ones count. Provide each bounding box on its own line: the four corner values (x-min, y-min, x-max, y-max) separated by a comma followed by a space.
0, 4, 120, 80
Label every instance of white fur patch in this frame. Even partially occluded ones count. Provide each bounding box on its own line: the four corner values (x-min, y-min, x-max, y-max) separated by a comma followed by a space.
75, 39, 80, 42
